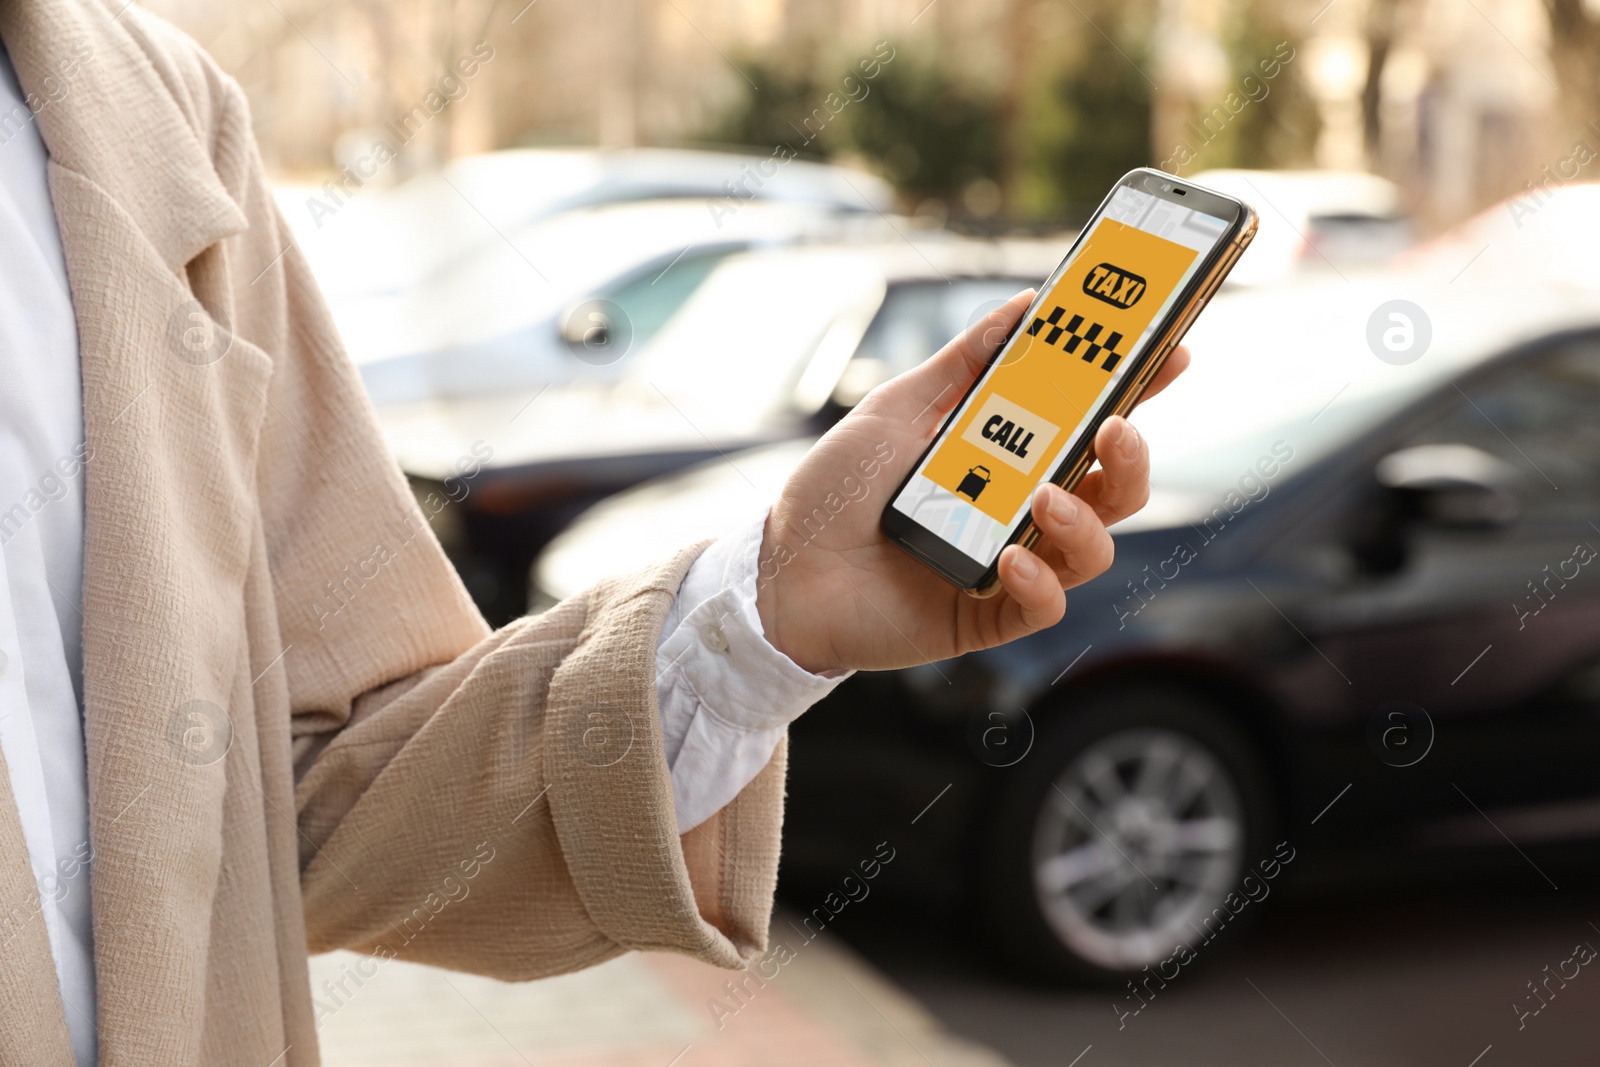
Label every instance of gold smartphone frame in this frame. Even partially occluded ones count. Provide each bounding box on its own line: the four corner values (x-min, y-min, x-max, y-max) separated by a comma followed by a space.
878, 168, 1258, 597
967, 190, 1259, 596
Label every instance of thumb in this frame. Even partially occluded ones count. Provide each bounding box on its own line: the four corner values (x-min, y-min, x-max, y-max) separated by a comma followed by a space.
889, 288, 1035, 434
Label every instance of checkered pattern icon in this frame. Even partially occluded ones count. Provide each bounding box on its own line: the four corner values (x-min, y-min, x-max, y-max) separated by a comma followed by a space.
1026, 306, 1125, 372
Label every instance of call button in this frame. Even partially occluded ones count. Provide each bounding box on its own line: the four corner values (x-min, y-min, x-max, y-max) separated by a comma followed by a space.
960, 394, 1060, 475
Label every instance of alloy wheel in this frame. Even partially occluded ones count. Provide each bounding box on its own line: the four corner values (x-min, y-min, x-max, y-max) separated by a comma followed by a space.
1029, 727, 1245, 970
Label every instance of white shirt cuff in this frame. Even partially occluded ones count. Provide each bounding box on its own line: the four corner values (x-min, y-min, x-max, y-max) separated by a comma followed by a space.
656, 510, 851, 833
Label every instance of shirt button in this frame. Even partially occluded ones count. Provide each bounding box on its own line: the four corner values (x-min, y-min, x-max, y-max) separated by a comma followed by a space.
700, 623, 729, 654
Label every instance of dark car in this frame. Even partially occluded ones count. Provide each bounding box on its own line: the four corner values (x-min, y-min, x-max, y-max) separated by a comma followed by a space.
534, 277, 1600, 981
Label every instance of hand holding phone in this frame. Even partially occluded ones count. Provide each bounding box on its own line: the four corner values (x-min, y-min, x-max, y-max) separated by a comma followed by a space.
882, 169, 1256, 593
750, 170, 1251, 675
751, 299, 1186, 676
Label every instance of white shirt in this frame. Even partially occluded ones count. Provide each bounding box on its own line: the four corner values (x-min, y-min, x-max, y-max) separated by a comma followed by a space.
0, 44, 845, 1067
657, 513, 848, 830
0, 45, 97, 1067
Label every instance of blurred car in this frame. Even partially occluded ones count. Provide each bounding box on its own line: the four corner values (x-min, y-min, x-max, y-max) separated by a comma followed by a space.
1189, 169, 1415, 285
275, 149, 898, 410
275, 146, 895, 303
346, 197, 870, 406
1398, 181, 1600, 289
534, 276, 1600, 982
395, 237, 1063, 622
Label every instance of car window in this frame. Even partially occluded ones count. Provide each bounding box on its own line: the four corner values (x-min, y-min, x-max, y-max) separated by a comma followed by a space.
599, 248, 736, 354
852, 279, 1034, 377
1398, 335, 1600, 521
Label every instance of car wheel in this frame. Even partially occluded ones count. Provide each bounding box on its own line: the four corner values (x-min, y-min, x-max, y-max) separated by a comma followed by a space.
980, 685, 1275, 983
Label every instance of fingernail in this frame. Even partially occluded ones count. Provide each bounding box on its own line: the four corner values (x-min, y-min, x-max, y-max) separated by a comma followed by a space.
1011, 549, 1038, 580
1102, 418, 1125, 447
1120, 423, 1141, 456
1046, 487, 1078, 525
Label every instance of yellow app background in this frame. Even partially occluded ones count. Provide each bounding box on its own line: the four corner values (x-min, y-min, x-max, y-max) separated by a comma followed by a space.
922, 219, 1200, 523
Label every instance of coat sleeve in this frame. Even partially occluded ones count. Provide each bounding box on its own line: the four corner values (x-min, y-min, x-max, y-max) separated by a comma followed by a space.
211, 75, 784, 978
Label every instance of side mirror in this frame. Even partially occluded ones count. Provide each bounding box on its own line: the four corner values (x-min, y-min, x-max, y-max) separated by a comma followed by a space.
1375, 443, 1521, 528
559, 299, 632, 363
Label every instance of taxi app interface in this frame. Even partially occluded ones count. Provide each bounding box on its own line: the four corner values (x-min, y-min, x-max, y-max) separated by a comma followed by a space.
891, 185, 1228, 567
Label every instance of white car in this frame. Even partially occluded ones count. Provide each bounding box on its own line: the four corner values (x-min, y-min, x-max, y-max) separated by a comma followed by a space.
1398, 181, 1600, 289
275, 146, 894, 302
345, 197, 878, 406
1189, 169, 1414, 285
273, 148, 898, 408
383, 237, 1064, 622
384, 238, 1065, 481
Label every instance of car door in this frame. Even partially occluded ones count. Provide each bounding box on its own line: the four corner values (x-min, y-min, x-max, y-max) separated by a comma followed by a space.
1291, 332, 1600, 810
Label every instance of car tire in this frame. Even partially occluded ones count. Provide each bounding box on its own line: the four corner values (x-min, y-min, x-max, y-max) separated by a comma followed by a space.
978, 684, 1276, 984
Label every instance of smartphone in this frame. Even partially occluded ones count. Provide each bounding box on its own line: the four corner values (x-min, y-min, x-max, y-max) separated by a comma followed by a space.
881, 168, 1257, 595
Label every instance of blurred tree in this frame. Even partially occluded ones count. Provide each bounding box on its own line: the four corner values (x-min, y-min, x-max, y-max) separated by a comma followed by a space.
835, 47, 1003, 206
703, 56, 828, 158
996, 0, 1045, 215
1212, 7, 1318, 172
155, 0, 503, 175
1012, 0, 1153, 222
1545, 0, 1600, 137
1361, 0, 1401, 162
696, 0, 1320, 223
702, 42, 1004, 212
1138, 0, 1316, 180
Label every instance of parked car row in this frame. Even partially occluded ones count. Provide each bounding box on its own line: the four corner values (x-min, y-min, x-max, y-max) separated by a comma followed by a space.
276, 146, 894, 303
285, 148, 1600, 983
382, 236, 1061, 621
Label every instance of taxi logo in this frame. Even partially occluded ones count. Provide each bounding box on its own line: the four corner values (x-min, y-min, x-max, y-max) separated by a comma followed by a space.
1025, 306, 1125, 372
959, 393, 1061, 475
1082, 262, 1146, 309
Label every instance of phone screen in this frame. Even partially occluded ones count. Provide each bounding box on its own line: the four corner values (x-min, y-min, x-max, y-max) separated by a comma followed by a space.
888, 183, 1234, 568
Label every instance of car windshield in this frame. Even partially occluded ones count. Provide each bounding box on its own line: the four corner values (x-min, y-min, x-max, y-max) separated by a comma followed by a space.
853, 279, 1038, 377
1133, 279, 1600, 499
624, 250, 888, 427
331, 200, 832, 363
591, 248, 734, 353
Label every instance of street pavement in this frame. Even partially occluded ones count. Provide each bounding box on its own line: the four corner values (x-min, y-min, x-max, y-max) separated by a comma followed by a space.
311, 909, 1013, 1067
840, 869, 1600, 1067
310, 860, 1600, 1066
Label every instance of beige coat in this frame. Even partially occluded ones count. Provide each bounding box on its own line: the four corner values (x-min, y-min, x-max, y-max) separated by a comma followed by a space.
0, 2, 785, 1063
